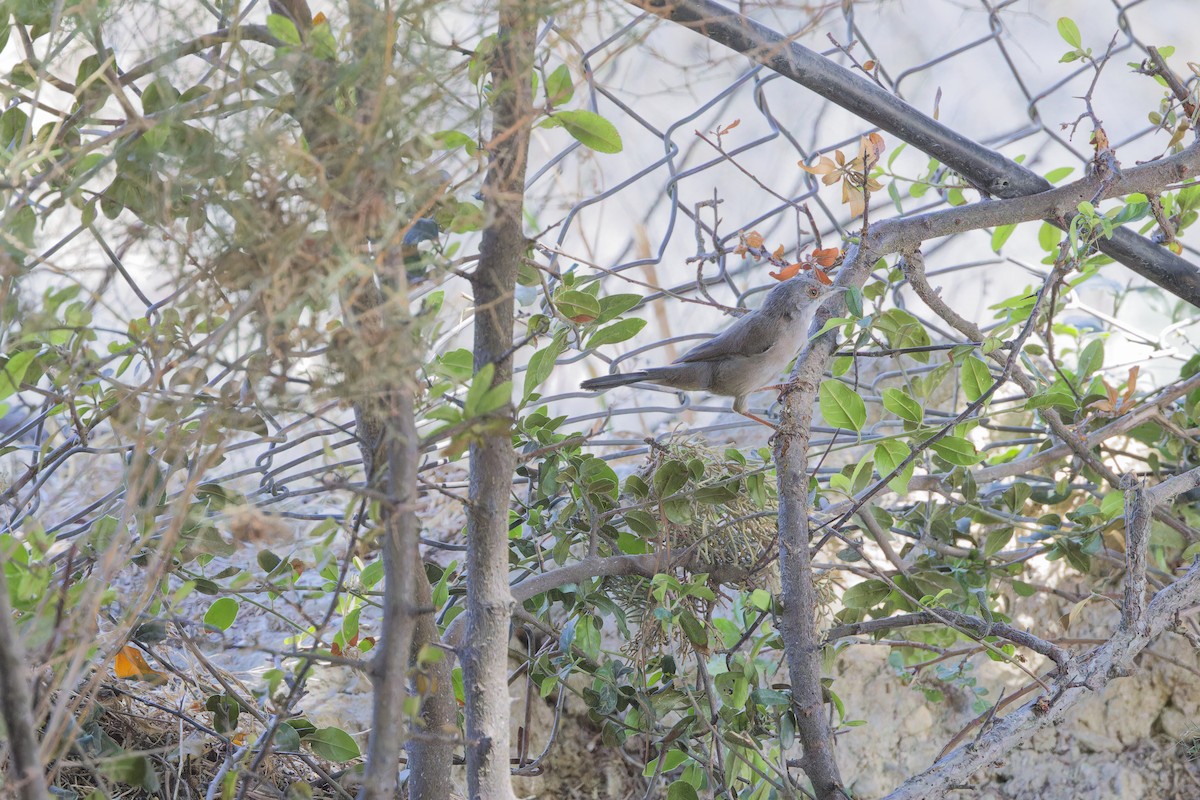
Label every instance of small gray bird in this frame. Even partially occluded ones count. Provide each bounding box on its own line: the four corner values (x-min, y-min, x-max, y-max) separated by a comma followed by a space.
580, 273, 847, 426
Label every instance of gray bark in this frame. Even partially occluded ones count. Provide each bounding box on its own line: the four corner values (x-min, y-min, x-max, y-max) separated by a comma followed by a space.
407, 573, 456, 800
461, 2, 536, 797
0, 557, 46, 800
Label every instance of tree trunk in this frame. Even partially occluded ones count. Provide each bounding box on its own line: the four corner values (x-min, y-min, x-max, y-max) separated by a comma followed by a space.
461, 1, 536, 797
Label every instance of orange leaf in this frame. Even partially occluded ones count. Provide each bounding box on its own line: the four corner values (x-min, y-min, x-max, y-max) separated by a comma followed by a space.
799, 155, 837, 176
1122, 366, 1139, 405
811, 268, 833, 285
813, 247, 841, 267
312, 11, 327, 24
568, 314, 597, 323
744, 231, 764, 249
114, 645, 166, 684
331, 641, 342, 656
1106, 381, 1119, 407
772, 244, 785, 260
769, 263, 802, 281
843, 182, 866, 217
719, 118, 741, 133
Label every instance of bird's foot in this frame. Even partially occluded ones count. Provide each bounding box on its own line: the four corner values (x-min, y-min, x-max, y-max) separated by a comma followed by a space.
764, 379, 816, 398
737, 410, 779, 431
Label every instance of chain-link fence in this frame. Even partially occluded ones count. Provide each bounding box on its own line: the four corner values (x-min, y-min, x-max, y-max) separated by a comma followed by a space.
2, 1, 1199, 792
2, 0, 1194, 537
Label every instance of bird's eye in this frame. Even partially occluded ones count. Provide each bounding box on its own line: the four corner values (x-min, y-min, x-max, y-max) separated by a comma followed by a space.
807, 287, 819, 298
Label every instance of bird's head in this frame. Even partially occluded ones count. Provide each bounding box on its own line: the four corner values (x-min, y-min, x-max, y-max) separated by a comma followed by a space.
763, 273, 848, 318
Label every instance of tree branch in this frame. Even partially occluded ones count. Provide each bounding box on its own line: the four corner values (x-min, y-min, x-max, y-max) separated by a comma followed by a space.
826, 610, 1072, 670
445, 551, 693, 647
628, 0, 1200, 306
883, 555, 1200, 799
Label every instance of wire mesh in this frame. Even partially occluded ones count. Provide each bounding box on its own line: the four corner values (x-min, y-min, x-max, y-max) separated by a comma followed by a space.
1, 0, 1197, 560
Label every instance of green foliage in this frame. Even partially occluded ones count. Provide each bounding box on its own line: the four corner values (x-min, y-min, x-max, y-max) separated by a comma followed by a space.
819, 379, 867, 432
545, 109, 624, 154
1, 2, 1197, 798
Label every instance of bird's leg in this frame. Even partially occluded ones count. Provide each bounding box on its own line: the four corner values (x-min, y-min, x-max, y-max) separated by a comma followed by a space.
737, 409, 779, 430
732, 396, 778, 430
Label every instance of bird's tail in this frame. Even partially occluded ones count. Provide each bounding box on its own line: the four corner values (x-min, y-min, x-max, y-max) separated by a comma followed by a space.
580, 372, 650, 391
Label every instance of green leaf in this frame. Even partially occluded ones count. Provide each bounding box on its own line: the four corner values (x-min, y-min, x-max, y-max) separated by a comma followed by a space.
1038, 221, 1060, 253
819, 380, 867, 432
0, 350, 37, 401
464, 363, 495, 417
553, 109, 623, 154
845, 286, 864, 318
523, 333, 565, 401
748, 588, 771, 611
573, 614, 601, 661
586, 318, 646, 349
842, 579, 890, 609
1100, 491, 1124, 520
653, 459, 690, 498
433, 129, 476, 152
1025, 383, 1079, 410
310, 19, 337, 60
595, 293, 643, 324
929, 436, 984, 466
813, 316, 853, 338
882, 387, 922, 424
477, 381, 512, 416
267, 13, 302, 46
306, 727, 360, 762
141, 79, 180, 114
0, 106, 29, 148
434, 348, 473, 381
678, 609, 708, 648
874, 308, 932, 362
1076, 339, 1104, 383
662, 498, 692, 526
360, 559, 384, 590
204, 597, 239, 631
103, 754, 160, 791
666, 779, 700, 800
556, 289, 601, 322
1044, 166, 1075, 184
873, 440, 914, 494
1057, 17, 1082, 48
751, 687, 791, 706
984, 528, 1013, 557
623, 509, 657, 538
644, 748, 689, 777
545, 64, 574, 105
991, 223, 1016, 253
960, 356, 992, 403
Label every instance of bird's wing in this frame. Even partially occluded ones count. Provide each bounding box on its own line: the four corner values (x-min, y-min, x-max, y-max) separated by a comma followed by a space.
673, 312, 775, 364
